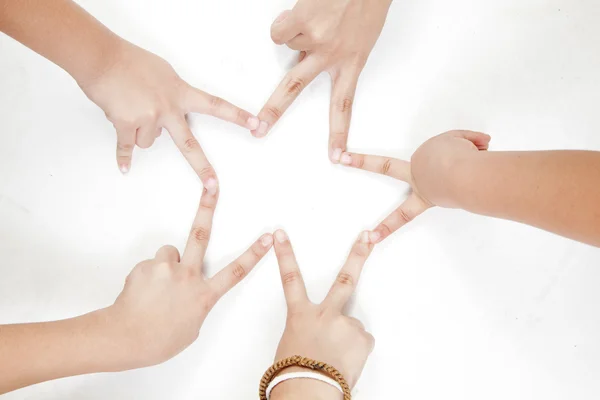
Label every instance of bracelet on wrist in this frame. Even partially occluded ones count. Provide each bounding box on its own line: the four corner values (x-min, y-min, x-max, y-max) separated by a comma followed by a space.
259, 355, 351, 400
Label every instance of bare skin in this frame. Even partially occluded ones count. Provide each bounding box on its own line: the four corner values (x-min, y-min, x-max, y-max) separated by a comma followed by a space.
0, 188, 273, 394
269, 230, 376, 400
340, 130, 600, 247
0, 0, 260, 186
254, 0, 392, 163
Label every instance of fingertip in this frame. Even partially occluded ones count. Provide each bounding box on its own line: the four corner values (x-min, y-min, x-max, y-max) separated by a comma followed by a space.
261, 233, 274, 248
247, 116, 260, 131
330, 148, 342, 164
340, 152, 352, 166
204, 178, 219, 196
119, 163, 130, 175
274, 229, 289, 244
252, 121, 270, 138
369, 231, 381, 244
372, 227, 387, 244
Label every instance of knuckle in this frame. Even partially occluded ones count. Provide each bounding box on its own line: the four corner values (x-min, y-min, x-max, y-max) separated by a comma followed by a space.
236, 107, 247, 123
363, 332, 376, 349
232, 262, 247, 279
117, 142, 134, 153
270, 30, 283, 45
336, 272, 354, 287
336, 96, 354, 113
379, 223, 392, 236
285, 76, 306, 96
265, 106, 283, 120
355, 155, 364, 169
198, 166, 215, 178
380, 158, 393, 176
191, 226, 210, 243
145, 108, 160, 122
395, 208, 414, 224
183, 137, 200, 153
308, 27, 325, 43
281, 270, 301, 285
250, 244, 263, 261
209, 95, 223, 110
154, 262, 174, 277
351, 242, 369, 258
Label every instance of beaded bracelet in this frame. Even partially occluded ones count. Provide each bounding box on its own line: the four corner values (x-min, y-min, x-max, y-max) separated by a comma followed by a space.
259, 355, 351, 400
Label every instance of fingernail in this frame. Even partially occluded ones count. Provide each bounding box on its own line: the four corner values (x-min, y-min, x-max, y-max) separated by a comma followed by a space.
261, 234, 274, 247
120, 164, 130, 174
205, 178, 218, 195
360, 231, 370, 244
369, 231, 381, 244
340, 153, 352, 165
275, 230, 288, 243
254, 121, 269, 138
331, 148, 342, 163
247, 116, 260, 130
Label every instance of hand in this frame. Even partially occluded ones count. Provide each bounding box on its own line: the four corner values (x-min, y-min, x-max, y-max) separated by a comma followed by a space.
254, 0, 392, 162
79, 39, 260, 188
104, 187, 273, 370
269, 230, 376, 400
339, 130, 492, 242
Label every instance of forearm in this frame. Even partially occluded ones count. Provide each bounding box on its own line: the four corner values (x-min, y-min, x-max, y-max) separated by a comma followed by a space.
454, 150, 600, 247
0, 308, 125, 394
0, 0, 122, 85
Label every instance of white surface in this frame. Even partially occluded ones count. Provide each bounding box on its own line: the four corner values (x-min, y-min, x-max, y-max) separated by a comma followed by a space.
1, 0, 600, 399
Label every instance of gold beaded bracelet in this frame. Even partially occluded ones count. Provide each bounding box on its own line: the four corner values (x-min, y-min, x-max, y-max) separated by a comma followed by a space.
259, 355, 351, 400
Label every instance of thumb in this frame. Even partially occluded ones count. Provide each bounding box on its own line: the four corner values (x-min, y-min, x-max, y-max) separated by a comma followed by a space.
453, 130, 492, 150
271, 10, 301, 45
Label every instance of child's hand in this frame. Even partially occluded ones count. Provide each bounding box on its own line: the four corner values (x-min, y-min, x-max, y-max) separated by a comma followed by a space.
79, 40, 260, 188
340, 130, 492, 243
269, 230, 375, 399
255, 0, 392, 162
104, 187, 273, 370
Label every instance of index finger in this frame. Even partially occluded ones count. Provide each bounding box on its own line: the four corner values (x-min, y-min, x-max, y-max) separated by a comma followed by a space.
183, 86, 260, 131
165, 116, 218, 191
252, 55, 325, 138
181, 185, 219, 271
329, 67, 360, 163
273, 229, 309, 311
324, 231, 374, 311
340, 152, 412, 182
209, 233, 274, 299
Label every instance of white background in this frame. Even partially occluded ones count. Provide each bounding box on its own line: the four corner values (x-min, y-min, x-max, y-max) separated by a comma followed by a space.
1, 0, 600, 399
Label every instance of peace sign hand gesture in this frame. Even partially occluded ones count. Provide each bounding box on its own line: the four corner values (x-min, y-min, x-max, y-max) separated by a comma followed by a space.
103, 187, 273, 371
269, 230, 376, 399
253, 0, 392, 163
340, 130, 492, 243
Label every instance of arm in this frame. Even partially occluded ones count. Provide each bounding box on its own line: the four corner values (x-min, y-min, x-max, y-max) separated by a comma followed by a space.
0, 310, 123, 394
0, 0, 259, 180
0, 0, 119, 84
0, 188, 273, 394
340, 131, 600, 247
453, 150, 600, 247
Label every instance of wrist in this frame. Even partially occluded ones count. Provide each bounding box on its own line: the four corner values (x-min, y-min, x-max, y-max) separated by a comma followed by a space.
70, 33, 125, 89
449, 151, 491, 210
269, 367, 344, 400
70, 307, 133, 373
